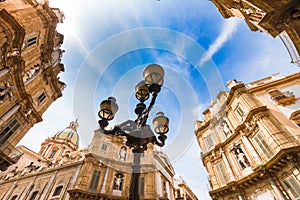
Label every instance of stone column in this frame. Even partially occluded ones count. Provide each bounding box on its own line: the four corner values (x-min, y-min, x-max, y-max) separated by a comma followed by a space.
3, 181, 17, 200
43, 145, 52, 158
100, 167, 109, 193
269, 178, 286, 200
241, 132, 261, 165
19, 175, 37, 199
220, 149, 235, 181
39, 170, 58, 199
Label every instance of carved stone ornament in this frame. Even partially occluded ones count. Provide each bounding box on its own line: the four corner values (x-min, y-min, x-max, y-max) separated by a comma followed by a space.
250, 188, 274, 200
234, 0, 266, 23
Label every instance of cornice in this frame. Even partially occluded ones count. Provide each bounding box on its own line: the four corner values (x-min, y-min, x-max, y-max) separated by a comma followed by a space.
0, 161, 83, 185
194, 119, 211, 137
226, 83, 246, 106
248, 72, 300, 94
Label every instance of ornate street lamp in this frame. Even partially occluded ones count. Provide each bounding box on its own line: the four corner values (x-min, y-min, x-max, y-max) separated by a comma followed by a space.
98, 64, 169, 200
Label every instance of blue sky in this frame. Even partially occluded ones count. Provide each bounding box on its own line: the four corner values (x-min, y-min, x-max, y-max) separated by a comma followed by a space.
19, 0, 299, 199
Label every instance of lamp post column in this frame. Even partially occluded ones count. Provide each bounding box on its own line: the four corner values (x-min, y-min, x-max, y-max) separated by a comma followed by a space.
129, 148, 143, 200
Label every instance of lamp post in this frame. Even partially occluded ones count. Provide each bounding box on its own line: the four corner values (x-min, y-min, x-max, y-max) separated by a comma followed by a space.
98, 64, 169, 200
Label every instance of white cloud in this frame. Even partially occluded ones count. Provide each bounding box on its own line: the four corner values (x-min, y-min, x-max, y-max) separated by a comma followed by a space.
199, 18, 241, 66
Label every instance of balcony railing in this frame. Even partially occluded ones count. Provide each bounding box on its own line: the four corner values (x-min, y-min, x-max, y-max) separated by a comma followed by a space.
271, 91, 296, 106
0, 142, 23, 163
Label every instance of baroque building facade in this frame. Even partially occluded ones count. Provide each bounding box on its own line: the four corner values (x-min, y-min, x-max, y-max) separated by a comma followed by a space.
195, 72, 300, 200
0, 121, 177, 200
174, 176, 198, 200
0, 0, 65, 171
210, 0, 300, 66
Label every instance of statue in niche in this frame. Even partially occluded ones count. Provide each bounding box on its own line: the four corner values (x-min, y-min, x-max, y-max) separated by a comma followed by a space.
234, 146, 250, 169
119, 146, 127, 161
221, 120, 232, 136
0, 87, 7, 103
113, 173, 124, 190
23, 64, 41, 82
0, 81, 15, 102
6, 48, 20, 57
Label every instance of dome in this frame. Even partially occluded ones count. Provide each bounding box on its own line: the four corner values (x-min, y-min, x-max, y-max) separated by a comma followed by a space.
53, 121, 79, 146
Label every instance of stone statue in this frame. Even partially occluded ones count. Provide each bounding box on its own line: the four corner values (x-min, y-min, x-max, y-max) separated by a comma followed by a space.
3, 166, 19, 180
221, 121, 232, 136
234, 147, 250, 169
119, 146, 127, 161
23, 64, 41, 82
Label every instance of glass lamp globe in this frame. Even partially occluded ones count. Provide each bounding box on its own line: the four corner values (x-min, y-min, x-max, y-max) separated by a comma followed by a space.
143, 64, 164, 86
98, 97, 118, 120
152, 112, 169, 134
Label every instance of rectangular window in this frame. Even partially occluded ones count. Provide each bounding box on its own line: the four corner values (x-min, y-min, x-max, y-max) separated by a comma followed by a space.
27, 36, 37, 47
214, 162, 228, 186
0, 118, 21, 145
89, 170, 101, 192
53, 186, 63, 196
101, 144, 107, 151
204, 133, 215, 151
49, 150, 56, 159
38, 93, 46, 103
284, 176, 300, 199
139, 176, 144, 198
176, 189, 181, 198
253, 132, 274, 159
235, 104, 245, 118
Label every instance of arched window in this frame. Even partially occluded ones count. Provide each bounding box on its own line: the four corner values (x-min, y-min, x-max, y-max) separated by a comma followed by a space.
29, 191, 38, 200
53, 185, 63, 196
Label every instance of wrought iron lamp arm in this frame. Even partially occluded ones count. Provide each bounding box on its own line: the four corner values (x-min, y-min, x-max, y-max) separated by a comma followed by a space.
136, 92, 158, 127
151, 135, 165, 147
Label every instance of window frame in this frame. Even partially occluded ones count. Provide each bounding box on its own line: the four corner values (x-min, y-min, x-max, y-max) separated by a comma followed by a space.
0, 117, 21, 145
203, 132, 215, 152
214, 161, 228, 186
27, 36, 37, 47
101, 143, 107, 151
234, 103, 245, 120
283, 175, 300, 199
252, 131, 274, 159
52, 185, 63, 197
139, 176, 145, 198
89, 170, 101, 192
37, 92, 46, 103
49, 150, 57, 159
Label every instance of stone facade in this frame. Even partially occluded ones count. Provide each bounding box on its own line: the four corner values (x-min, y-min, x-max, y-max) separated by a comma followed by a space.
174, 176, 198, 200
195, 72, 300, 199
210, 0, 300, 66
0, 121, 177, 200
75, 129, 176, 200
0, 121, 83, 200
0, 0, 65, 171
